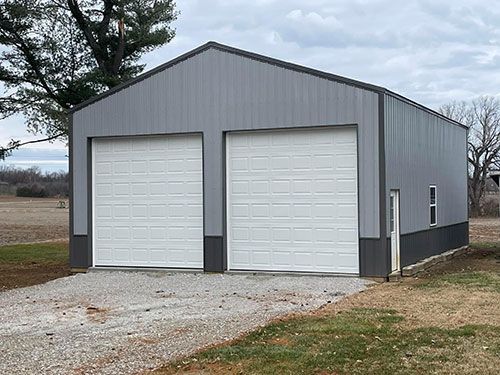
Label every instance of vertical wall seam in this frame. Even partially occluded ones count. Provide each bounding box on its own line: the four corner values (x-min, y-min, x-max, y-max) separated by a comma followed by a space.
86, 138, 93, 267
379, 93, 389, 273
68, 113, 74, 266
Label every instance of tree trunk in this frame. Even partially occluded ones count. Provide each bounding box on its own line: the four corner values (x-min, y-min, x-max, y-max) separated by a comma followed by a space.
469, 194, 481, 217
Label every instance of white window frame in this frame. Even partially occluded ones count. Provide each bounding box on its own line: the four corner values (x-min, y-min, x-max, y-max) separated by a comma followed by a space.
429, 185, 437, 227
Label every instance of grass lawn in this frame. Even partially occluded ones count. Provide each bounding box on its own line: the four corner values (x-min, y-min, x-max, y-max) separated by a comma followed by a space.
0, 242, 70, 291
155, 243, 500, 375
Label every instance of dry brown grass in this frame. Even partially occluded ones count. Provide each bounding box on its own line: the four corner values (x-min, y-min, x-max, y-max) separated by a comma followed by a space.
322, 280, 499, 329
320, 246, 499, 329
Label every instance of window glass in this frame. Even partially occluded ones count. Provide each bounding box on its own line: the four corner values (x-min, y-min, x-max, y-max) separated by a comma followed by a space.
429, 186, 437, 226
430, 186, 436, 205
390, 195, 394, 232
430, 206, 436, 225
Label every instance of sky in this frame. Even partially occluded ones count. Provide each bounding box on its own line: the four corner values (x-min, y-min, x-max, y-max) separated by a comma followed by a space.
1, 0, 499, 172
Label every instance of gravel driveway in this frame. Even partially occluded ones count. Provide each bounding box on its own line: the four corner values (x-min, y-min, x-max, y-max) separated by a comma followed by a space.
0, 271, 369, 374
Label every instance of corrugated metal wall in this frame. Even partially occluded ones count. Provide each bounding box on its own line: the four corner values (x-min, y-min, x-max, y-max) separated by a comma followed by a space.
384, 95, 468, 236
73, 47, 380, 238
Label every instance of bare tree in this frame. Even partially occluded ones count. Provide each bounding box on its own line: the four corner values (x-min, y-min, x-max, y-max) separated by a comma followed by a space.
439, 96, 500, 216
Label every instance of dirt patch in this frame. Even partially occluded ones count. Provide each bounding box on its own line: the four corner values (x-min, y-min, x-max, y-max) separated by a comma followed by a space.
0, 223, 68, 245
153, 361, 240, 375
86, 306, 112, 323
0, 196, 68, 245
266, 337, 292, 346
130, 337, 163, 346
469, 217, 500, 243
0, 262, 70, 291
171, 327, 193, 336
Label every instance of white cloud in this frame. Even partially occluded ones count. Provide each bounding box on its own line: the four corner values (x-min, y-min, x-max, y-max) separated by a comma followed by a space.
285, 9, 341, 28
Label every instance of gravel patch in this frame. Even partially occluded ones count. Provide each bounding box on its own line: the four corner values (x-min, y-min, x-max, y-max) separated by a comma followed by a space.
0, 271, 369, 374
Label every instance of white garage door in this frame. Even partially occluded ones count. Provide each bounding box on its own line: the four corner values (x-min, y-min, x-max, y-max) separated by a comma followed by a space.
226, 127, 359, 274
93, 134, 203, 268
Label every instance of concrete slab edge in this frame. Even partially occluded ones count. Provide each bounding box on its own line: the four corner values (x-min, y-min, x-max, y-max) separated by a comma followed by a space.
225, 270, 360, 278
70, 267, 89, 274
88, 267, 203, 274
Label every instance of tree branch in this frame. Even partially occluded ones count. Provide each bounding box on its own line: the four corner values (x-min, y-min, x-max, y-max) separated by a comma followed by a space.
0, 24, 65, 107
0, 132, 66, 160
98, 0, 114, 43
112, 18, 126, 74
66, 0, 108, 72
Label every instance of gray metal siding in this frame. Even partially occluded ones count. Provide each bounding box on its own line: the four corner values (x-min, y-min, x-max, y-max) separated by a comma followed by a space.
384, 95, 468, 236
400, 222, 469, 267
72, 47, 380, 238
359, 238, 390, 277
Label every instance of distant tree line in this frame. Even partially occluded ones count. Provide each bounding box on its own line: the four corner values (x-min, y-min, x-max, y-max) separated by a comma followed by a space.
0, 165, 68, 197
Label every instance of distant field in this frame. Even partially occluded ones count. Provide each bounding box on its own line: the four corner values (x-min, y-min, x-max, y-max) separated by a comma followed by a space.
0, 196, 69, 245
469, 217, 500, 243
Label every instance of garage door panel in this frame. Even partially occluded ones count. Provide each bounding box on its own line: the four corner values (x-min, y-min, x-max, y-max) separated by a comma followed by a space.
273, 251, 292, 266
227, 127, 359, 274
113, 247, 130, 262
93, 134, 203, 268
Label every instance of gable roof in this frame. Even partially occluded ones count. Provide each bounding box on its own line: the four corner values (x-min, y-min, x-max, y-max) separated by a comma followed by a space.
69, 41, 465, 129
